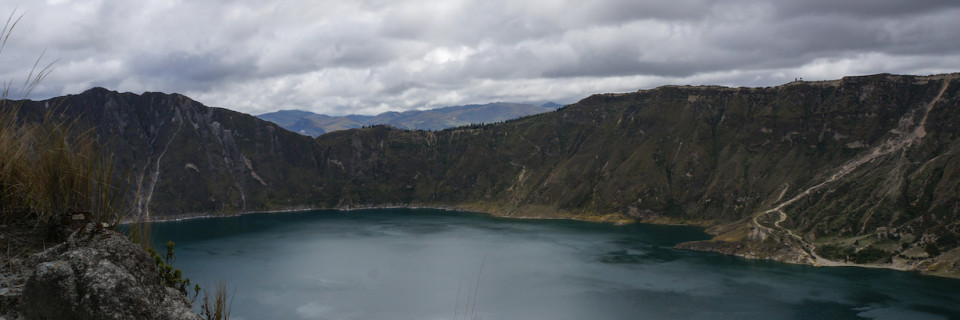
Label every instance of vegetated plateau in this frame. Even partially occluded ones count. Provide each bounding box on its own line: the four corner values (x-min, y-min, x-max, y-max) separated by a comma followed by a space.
11, 73, 960, 277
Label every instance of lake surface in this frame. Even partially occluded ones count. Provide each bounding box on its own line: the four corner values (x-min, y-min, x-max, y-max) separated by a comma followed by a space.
150, 209, 960, 320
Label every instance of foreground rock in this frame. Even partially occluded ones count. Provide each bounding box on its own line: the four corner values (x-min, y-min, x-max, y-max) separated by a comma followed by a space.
19, 224, 201, 320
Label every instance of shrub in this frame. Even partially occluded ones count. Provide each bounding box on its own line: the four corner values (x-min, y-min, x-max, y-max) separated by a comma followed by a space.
815, 244, 854, 260
148, 241, 192, 295
925, 242, 940, 257
852, 246, 892, 264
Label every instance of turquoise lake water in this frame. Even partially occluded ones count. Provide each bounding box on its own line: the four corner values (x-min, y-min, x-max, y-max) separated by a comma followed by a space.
149, 209, 960, 320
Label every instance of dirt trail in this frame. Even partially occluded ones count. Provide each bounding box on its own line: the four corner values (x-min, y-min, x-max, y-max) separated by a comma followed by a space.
752, 80, 951, 265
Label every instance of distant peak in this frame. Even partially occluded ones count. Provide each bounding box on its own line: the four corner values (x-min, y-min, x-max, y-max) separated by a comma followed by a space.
541, 102, 564, 108
81, 87, 116, 95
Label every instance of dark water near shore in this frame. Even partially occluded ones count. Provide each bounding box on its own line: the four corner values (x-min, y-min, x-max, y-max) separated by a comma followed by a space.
150, 209, 960, 320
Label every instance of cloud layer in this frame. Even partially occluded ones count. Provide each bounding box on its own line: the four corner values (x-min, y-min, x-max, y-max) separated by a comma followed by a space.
1, 0, 958, 115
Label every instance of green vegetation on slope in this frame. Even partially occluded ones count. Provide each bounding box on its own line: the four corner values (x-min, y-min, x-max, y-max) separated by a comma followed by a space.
307, 74, 960, 274
10, 73, 960, 275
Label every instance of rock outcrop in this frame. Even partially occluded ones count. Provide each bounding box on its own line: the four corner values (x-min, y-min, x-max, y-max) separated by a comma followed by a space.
19, 224, 200, 320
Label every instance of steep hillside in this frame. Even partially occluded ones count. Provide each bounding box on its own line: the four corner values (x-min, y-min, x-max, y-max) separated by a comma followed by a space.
308, 73, 960, 275
16, 88, 323, 219
10, 73, 960, 275
259, 102, 558, 136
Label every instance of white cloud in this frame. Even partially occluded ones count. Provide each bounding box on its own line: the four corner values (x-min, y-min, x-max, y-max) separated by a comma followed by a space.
0, 0, 958, 115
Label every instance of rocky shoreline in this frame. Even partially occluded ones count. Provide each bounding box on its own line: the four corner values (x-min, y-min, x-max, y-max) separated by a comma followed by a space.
673, 236, 960, 279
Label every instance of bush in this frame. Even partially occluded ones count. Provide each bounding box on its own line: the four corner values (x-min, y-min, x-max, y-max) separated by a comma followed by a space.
852, 246, 892, 264
816, 244, 854, 260
925, 243, 940, 257
149, 241, 192, 295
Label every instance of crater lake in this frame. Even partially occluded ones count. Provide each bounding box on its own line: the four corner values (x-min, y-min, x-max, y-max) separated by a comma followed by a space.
148, 209, 960, 319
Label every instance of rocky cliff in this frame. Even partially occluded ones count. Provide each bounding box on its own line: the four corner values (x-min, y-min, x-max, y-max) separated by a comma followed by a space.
17, 88, 324, 219
0, 221, 200, 319
18, 224, 201, 319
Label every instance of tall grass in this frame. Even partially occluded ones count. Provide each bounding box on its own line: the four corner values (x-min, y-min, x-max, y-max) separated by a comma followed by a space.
0, 9, 119, 230
1, 10, 56, 102
201, 280, 233, 320
0, 105, 122, 228
1, 12, 233, 319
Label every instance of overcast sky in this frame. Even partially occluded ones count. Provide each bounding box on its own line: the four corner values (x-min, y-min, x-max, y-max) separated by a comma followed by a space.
1, 0, 958, 116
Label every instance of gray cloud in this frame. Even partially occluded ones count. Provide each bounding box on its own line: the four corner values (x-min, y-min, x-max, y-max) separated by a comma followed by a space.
774, 0, 959, 18
1, 0, 958, 116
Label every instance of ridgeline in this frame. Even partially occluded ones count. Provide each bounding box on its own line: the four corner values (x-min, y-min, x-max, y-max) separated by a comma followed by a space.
14, 73, 960, 276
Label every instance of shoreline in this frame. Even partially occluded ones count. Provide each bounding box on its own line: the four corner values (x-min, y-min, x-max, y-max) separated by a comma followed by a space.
132, 204, 474, 223
138, 204, 958, 279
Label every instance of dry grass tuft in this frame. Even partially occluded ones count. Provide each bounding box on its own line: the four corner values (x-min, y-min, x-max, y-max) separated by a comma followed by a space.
0, 104, 122, 229
0, 9, 118, 231
201, 279, 233, 320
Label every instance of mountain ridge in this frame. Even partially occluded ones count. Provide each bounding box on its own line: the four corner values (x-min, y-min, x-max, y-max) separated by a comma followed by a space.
10, 73, 960, 277
15, 87, 324, 219
303, 72, 960, 276
258, 101, 560, 136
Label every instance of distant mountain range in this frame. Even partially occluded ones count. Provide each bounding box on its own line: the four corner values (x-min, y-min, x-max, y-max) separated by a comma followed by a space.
258, 102, 562, 136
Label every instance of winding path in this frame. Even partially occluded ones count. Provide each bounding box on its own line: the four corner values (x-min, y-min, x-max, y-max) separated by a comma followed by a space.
752, 80, 951, 265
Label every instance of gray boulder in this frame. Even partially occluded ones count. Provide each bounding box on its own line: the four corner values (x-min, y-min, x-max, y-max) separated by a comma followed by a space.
20, 223, 201, 320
